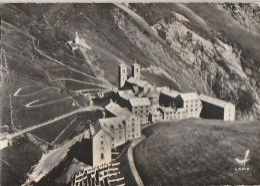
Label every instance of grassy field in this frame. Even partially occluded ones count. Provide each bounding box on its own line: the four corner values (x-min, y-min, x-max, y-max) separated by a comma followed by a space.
0, 135, 46, 186
135, 119, 260, 185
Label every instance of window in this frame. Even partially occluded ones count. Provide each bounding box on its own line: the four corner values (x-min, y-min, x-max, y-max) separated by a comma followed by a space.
101, 141, 104, 145
132, 135, 135, 138
101, 153, 104, 160
101, 147, 104, 151
132, 129, 135, 132
101, 135, 103, 138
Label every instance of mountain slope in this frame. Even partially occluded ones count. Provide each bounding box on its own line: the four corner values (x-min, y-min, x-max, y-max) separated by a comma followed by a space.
1, 3, 260, 185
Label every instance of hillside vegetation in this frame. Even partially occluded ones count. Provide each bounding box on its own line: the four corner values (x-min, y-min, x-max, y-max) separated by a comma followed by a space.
1, 3, 260, 185
135, 119, 260, 185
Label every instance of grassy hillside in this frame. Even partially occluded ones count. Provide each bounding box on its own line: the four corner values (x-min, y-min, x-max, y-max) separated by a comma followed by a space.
135, 119, 260, 185
1, 3, 260, 185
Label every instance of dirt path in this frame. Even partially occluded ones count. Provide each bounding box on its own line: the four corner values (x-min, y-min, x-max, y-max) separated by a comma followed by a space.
6, 106, 103, 140
127, 123, 157, 186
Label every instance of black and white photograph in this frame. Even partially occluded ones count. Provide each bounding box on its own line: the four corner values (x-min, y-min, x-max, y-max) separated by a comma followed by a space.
0, 2, 260, 185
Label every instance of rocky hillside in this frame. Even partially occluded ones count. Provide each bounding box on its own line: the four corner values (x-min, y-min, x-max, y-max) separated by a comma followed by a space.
1, 3, 260, 184
113, 3, 260, 120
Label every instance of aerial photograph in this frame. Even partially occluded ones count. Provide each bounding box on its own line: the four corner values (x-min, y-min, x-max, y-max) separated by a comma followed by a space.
0, 3, 260, 186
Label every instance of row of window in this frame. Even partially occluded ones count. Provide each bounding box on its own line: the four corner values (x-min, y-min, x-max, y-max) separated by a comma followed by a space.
185, 100, 199, 104
134, 110, 149, 114
186, 104, 198, 108
134, 105, 149, 109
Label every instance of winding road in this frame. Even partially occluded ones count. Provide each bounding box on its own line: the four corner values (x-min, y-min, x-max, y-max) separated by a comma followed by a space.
128, 137, 145, 186
127, 123, 156, 186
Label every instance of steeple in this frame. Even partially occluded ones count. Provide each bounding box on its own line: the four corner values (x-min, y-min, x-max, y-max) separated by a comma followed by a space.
132, 61, 140, 79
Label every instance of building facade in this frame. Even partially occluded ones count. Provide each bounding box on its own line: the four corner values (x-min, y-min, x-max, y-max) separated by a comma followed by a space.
174, 93, 202, 118
129, 97, 151, 124
92, 128, 112, 167
199, 94, 235, 121
105, 101, 141, 141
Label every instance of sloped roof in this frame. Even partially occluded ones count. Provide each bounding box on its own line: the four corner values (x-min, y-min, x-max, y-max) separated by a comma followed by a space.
91, 121, 114, 138
129, 97, 151, 107
105, 101, 132, 117
99, 117, 126, 131
118, 90, 135, 100
199, 94, 235, 108
161, 89, 180, 98
126, 77, 151, 88
180, 92, 199, 101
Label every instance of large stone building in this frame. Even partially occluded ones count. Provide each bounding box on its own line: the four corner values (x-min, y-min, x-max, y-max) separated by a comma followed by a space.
117, 63, 235, 124
199, 94, 235, 121
159, 88, 180, 107
125, 77, 153, 96
101, 101, 142, 148
76, 124, 112, 167
174, 93, 202, 118
97, 117, 127, 149
129, 97, 151, 124
116, 90, 152, 125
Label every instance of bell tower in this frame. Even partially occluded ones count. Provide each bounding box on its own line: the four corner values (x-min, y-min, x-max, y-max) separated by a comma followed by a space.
118, 64, 127, 89
132, 62, 140, 79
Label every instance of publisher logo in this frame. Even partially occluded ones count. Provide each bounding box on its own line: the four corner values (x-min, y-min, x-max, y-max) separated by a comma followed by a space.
235, 149, 250, 171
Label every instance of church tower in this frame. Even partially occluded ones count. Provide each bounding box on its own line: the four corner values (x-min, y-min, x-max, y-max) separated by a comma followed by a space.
132, 62, 140, 79
118, 64, 127, 89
